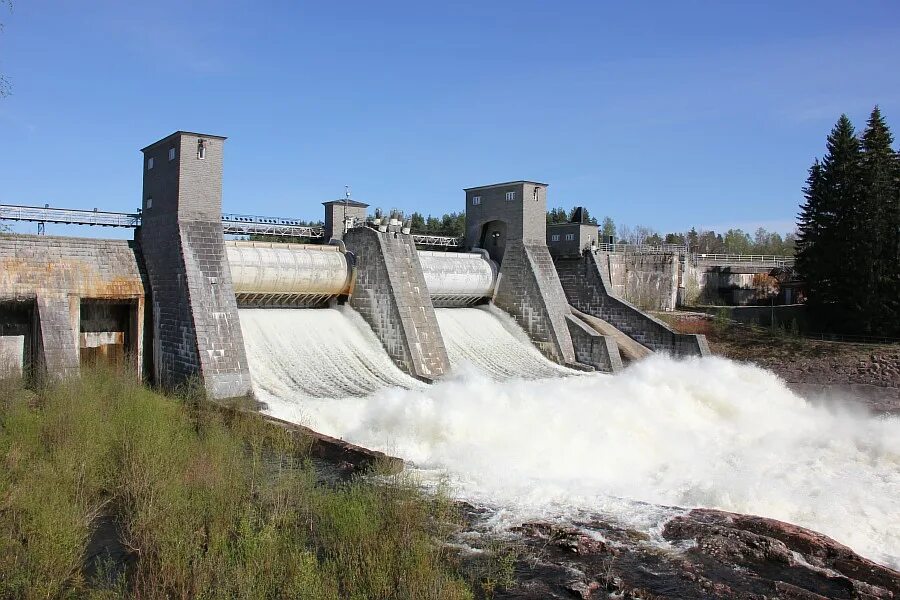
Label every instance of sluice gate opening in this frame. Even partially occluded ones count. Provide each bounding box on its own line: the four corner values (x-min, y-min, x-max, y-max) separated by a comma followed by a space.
79, 299, 141, 372
0, 300, 35, 379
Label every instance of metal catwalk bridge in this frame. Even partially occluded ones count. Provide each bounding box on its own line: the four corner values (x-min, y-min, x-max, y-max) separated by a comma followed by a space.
0, 204, 461, 247
0, 204, 790, 263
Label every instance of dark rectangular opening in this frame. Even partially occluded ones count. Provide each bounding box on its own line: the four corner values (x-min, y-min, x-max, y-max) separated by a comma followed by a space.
0, 300, 35, 380
79, 300, 139, 372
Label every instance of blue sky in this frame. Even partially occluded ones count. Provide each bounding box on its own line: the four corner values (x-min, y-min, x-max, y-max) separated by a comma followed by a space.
1, 1, 899, 238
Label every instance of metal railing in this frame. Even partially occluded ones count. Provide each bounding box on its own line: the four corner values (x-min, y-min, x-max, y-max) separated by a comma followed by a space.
593, 241, 795, 268
691, 253, 795, 267
799, 331, 899, 345
596, 242, 688, 254
0, 204, 140, 227
411, 234, 462, 247
221, 213, 324, 238
0, 204, 329, 238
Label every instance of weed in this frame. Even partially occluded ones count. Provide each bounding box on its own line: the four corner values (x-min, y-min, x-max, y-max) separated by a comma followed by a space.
0, 368, 472, 599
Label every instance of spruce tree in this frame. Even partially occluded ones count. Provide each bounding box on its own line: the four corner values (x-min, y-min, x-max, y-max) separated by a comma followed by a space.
859, 106, 899, 333
796, 160, 825, 309
799, 115, 862, 329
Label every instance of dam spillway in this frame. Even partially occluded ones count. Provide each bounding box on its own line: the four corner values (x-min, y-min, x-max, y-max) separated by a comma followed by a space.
435, 307, 574, 380
239, 307, 422, 403
3, 132, 707, 391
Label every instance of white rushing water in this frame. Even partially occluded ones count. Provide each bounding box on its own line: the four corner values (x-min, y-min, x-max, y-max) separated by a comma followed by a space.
435, 306, 574, 379
241, 306, 900, 569
239, 307, 423, 405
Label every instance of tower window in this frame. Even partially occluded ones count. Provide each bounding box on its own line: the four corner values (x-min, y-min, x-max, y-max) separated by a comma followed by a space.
168, 147, 176, 161
146, 197, 153, 209
533, 188, 538, 201
551, 234, 560, 241
472, 195, 481, 206
197, 139, 207, 160
565, 233, 575, 241
147, 157, 154, 170
505, 191, 515, 202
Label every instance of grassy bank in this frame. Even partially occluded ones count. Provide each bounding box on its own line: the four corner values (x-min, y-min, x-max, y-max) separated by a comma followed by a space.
0, 371, 472, 599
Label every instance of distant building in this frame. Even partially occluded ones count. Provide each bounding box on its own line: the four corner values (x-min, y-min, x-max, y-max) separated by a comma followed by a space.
547, 206, 598, 257
323, 199, 368, 241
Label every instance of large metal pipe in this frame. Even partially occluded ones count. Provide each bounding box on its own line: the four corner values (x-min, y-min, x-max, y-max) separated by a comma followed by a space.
226, 241, 352, 307
418, 250, 498, 307
225, 242, 498, 309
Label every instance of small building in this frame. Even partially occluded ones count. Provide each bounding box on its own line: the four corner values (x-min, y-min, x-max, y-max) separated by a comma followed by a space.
547, 208, 599, 257
323, 199, 369, 241
463, 180, 549, 264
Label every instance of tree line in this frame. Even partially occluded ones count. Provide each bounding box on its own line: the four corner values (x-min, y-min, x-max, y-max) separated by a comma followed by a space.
796, 107, 899, 335
394, 206, 796, 256
548, 206, 794, 255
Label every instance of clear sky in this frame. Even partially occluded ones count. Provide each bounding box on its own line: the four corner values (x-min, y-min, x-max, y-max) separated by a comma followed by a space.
1, 1, 899, 238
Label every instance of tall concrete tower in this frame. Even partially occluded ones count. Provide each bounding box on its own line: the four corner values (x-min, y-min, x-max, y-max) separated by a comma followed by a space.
138, 132, 251, 399
463, 181, 576, 365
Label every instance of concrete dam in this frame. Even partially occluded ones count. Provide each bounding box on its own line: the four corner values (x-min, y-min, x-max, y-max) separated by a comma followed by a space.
0, 130, 707, 398
3, 131, 899, 571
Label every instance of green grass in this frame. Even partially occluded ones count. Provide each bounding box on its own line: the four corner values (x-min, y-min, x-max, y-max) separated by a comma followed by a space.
0, 370, 473, 600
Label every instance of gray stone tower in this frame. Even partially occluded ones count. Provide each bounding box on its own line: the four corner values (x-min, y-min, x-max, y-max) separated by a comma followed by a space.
323, 199, 369, 241
138, 132, 252, 399
464, 181, 576, 365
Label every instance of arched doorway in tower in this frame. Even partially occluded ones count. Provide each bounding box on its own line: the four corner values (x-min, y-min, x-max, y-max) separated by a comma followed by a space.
478, 220, 508, 265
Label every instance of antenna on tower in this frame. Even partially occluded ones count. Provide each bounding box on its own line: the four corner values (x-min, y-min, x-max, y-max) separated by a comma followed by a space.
345, 185, 352, 200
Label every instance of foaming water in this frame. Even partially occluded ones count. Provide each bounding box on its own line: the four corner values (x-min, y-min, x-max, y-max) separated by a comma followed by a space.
266, 356, 900, 569
239, 307, 423, 404
239, 306, 900, 568
435, 306, 574, 379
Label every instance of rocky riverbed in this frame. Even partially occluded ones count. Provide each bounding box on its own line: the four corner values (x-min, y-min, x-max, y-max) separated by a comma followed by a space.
461, 505, 900, 599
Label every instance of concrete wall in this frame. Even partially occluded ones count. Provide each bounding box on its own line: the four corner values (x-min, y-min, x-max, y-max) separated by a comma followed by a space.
344, 226, 450, 381
556, 252, 709, 356
139, 132, 251, 399
493, 241, 576, 365
0, 234, 147, 380
565, 314, 623, 373
682, 263, 780, 306
600, 252, 679, 311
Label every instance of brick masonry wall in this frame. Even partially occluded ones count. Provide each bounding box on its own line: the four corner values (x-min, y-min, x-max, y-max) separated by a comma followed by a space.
139, 132, 251, 400
556, 252, 709, 357
0, 234, 147, 380
565, 314, 623, 373
344, 227, 450, 381
493, 240, 576, 365
138, 218, 252, 400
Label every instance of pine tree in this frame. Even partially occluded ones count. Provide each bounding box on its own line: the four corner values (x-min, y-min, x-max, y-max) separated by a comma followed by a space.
859, 106, 899, 333
796, 160, 825, 306
796, 115, 863, 329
